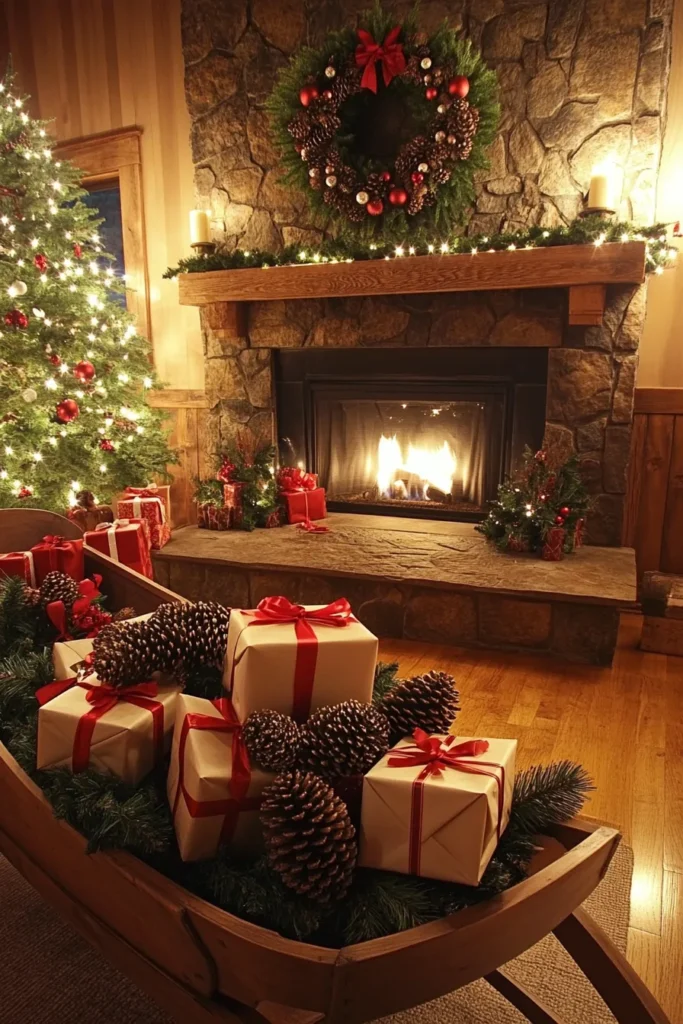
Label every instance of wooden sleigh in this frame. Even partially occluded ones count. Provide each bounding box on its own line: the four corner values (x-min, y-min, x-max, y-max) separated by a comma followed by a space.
0, 511, 670, 1024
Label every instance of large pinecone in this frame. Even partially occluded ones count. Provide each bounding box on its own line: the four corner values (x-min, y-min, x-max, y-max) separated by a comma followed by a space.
261, 770, 357, 903
299, 700, 390, 779
91, 618, 157, 687
395, 135, 431, 184
378, 670, 460, 743
446, 100, 480, 160
39, 571, 79, 608
243, 710, 300, 771
145, 601, 230, 680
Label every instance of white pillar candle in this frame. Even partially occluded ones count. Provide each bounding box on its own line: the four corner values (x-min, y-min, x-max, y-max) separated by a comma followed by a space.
189, 209, 211, 245
588, 171, 612, 210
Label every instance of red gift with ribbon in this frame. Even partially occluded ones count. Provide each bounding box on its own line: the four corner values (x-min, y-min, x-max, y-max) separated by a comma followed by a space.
36, 674, 180, 785
223, 596, 378, 724
542, 525, 566, 562
359, 729, 516, 885
197, 502, 232, 531
0, 550, 38, 586
117, 487, 171, 549
355, 26, 406, 93
168, 694, 273, 862
84, 519, 154, 578
281, 487, 328, 528
28, 535, 84, 585
223, 482, 245, 528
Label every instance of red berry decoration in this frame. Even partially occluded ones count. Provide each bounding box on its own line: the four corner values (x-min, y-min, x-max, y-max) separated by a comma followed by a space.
411, 172, 424, 184
73, 359, 96, 382
216, 457, 236, 484
73, 243, 83, 258
448, 75, 470, 98
380, 171, 392, 182
366, 199, 383, 216
388, 187, 408, 206
4, 309, 28, 328
17, 486, 33, 499
554, 515, 565, 525
99, 438, 115, 452
299, 85, 319, 107
34, 253, 48, 272
56, 399, 79, 423
322, 90, 333, 101
425, 86, 438, 100
559, 506, 570, 517
48, 353, 61, 366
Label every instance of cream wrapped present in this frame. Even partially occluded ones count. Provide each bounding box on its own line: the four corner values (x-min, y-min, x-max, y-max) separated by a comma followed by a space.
223, 596, 377, 723
52, 615, 154, 681
36, 675, 181, 785
359, 730, 517, 885
168, 694, 273, 862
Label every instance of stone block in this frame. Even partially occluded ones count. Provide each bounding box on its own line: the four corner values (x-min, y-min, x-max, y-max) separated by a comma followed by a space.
509, 121, 546, 175
247, 109, 279, 168
478, 595, 552, 648
571, 32, 640, 119
637, 49, 665, 112
222, 202, 253, 237
223, 166, 263, 205
241, 208, 281, 251
359, 299, 410, 344
470, 0, 504, 21
249, 301, 305, 348
185, 54, 241, 118
547, 0, 583, 57
487, 175, 523, 195
237, 29, 287, 106
489, 310, 561, 347
546, 349, 613, 423
151, 556, 170, 589
190, 101, 250, 165
309, 317, 361, 347
581, 0, 647, 34
603, 426, 631, 493
496, 63, 527, 132
538, 151, 576, 197
181, 0, 247, 63
586, 494, 624, 546
579, 457, 604, 494
570, 125, 632, 192
528, 62, 568, 120
577, 417, 607, 453
205, 356, 247, 405
248, 571, 338, 607
612, 356, 637, 424
252, 0, 305, 51
404, 590, 478, 645
615, 285, 647, 350
544, 423, 576, 463
483, 6, 547, 59
430, 302, 495, 345
281, 226, 324, 249
538, 102, 598, 150
239, 349, 272, 408
551, 603, 620, 665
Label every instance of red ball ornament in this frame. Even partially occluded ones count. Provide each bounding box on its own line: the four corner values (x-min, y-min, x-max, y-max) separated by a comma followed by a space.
34, 253, 48, 272
216, 457, 236, 484
99, 438, 115, 452
17, 486, 33, 499
366, 199, 384, 216
559, 506, 570, 517
5, 309, 28, 328
322, 89, 333, 101
388, 187, 408, 206
425, 86, 438, 100
380, 171, 392, 182
299, 85, 319, 107
56, 399, 79, 423
554, 515, 565, 525
73, 243, 83, 259
48, 353, 61, 366
411, 171, 424, 184
448, 75, 470, 98
73, 359, 96, 382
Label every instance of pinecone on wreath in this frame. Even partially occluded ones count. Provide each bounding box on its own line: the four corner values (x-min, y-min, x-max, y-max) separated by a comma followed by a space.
298, 699, 390, 779
39, 570, 79, 608
288, 111, 311, 142
261, 770, 357, 903
446, 100, 480, 160
377, 669, 460, 743
243, 709, 300, 771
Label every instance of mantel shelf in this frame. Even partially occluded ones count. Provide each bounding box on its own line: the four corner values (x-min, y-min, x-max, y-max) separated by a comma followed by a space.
177, 240, 647, 330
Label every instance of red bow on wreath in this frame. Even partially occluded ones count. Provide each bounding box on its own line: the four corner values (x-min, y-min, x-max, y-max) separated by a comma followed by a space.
355, 26, 406, 93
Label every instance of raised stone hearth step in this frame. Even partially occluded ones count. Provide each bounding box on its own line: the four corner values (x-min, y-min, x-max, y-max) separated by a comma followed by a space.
154, 514, 637, 666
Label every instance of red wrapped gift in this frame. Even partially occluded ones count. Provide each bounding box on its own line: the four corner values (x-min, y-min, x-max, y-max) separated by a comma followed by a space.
30, 535, 84, 584
574, 517, 586, 549
117, 487, 170, 549
198, 503, 232, 530
223, 482, 245, 528
0, 550, 38, 586
281, 486, 327, 526
121, 483, 171, 522
276, 466, 318, 493
542, 526, 566, 561
84, 519, 154, 578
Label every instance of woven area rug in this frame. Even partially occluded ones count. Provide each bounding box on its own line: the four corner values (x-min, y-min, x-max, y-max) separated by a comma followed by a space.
0, 843, 632, 1024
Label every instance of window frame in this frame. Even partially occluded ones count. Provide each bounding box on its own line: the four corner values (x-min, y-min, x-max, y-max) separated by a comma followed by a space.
54, 126, 150, 340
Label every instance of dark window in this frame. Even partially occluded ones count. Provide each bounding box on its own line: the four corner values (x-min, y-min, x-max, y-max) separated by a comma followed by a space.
82, 182, 126, 307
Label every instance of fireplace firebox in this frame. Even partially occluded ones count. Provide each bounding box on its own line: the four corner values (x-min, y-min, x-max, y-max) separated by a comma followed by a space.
275, 348, 547, 522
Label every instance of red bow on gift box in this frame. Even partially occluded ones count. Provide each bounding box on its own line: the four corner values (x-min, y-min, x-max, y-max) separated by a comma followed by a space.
276, 466, 317, 492
45, 574, 106, 640
355, 26, 406, 93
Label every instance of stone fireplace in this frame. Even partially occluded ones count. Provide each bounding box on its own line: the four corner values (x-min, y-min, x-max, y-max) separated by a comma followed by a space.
180, 0, 673, 547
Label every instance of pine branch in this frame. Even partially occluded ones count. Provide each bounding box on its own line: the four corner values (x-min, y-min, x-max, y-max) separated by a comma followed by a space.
512, 760, 594, 836
372, 661, 400, 703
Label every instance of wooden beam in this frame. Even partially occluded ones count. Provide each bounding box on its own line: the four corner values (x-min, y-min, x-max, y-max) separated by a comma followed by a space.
177, 242, 646, 307
54, 126, 143, 175
568, 284, 606, 325
634, 388, 683, 415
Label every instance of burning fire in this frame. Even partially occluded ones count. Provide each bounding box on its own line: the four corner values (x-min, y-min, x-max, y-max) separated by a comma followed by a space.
376, 434, 457, 499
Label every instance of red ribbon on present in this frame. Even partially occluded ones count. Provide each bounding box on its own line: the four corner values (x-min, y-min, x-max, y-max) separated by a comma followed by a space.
295, 490, 329, 534
124, 485, 160, 498
36, 678, 164, 774
32, 534, 82, 576
276, 466, 317, 492
172, 697, 260, 842
231, 596, 354, 722
355, 26, 406, 93
387, 728, 506, 876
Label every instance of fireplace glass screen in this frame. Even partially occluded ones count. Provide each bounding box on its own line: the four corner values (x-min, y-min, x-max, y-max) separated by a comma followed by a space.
316, 395, 503, 513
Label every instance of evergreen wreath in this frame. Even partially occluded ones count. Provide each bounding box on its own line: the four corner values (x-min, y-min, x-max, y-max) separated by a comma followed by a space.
267, 3, 499, 240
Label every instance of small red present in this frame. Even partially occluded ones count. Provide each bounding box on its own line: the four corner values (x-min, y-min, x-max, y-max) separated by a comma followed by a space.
30, 535, 84, 584
198, 503, 232, 530
84, 519, 154, 578
117, 487, 170, 549
0, 551, 38, 586
223, 482, 245, 528
542, 526, 566, 561
281, 486, 327, 525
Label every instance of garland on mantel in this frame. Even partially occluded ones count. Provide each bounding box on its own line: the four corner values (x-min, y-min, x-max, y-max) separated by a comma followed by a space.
164, 216, 677, 279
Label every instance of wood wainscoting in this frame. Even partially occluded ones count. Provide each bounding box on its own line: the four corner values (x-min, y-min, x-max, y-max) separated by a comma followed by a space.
152, 387, 683, 578
624, 388, 683, 579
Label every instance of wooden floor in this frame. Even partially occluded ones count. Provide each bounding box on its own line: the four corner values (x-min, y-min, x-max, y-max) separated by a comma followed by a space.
379, 612, 683, 1024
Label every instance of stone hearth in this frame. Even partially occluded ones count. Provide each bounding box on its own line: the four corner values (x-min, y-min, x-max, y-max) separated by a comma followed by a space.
153, 514, 636, 665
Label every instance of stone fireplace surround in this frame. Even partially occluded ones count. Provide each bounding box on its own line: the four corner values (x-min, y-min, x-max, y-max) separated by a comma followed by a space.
181, 0, 673, 549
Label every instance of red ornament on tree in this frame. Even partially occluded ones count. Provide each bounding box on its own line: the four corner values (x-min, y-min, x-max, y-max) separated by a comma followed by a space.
559, 506, 570, 517
4, 309, 28, 328
99, 438, 115, 452
322, 89, 333, 101
554, 514, 565, 525
447, 75, 470, 98
73, 360, 96, 382
17, 486, 33, 499
411, 171, 424, 184
380, 171, 392, 182
73, 243, 83, 258
216, 457, 236, 484
48, 353, 61, 366
34, 253, 48, 272
425, 86, 438, 100
388, 186, 408, 206
366, 198, 383, 216
56, 399, 80, 423
299, 85, 319, 107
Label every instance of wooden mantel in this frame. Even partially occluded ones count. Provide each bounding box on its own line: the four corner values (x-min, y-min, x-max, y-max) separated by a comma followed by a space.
178, 240, 647, 330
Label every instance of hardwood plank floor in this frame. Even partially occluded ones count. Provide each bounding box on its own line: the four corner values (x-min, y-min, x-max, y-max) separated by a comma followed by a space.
378, 612, 683, 1024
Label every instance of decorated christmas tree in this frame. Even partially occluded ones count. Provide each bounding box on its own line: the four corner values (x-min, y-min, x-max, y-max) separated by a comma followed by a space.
476, 448, 591, 556
0, 72, 173, 513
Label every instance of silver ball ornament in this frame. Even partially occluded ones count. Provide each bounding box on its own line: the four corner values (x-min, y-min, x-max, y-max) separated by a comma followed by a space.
356, 190, 369, 204
325, 175, 338, 188
420, 57, 432, 70
325, 66, 336, 78
417, 162, 429, 173
434, 131, 446, 143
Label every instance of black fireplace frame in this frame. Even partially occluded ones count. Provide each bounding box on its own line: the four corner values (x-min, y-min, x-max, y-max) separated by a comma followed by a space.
274, 347, 548, 523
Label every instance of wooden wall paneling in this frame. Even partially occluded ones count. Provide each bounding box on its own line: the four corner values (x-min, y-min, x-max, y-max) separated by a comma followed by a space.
636, 415, 676, 576
661, 415, 683, 575
623, 414, 648, 549
635, 389, 683, 415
